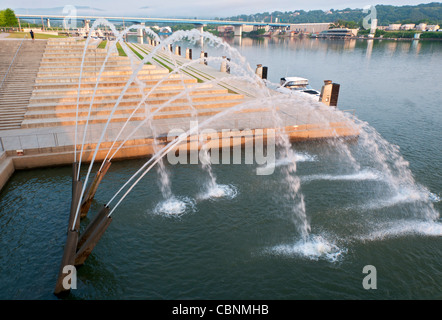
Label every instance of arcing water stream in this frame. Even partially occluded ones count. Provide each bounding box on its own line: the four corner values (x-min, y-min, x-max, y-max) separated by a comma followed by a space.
70, 21, 440, 263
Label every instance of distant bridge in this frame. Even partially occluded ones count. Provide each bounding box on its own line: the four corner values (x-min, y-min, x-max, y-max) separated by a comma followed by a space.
15, 14, 331, 34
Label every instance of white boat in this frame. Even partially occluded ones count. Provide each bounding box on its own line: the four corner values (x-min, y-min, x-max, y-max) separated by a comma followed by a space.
276, 77, 320, 98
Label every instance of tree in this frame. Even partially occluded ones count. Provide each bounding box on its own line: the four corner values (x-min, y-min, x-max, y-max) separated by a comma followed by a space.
0, 8, 18, 27
0, 11, 5, 27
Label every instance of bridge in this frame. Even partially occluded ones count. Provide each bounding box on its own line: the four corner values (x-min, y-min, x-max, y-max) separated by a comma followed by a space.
15, 14, 330, 35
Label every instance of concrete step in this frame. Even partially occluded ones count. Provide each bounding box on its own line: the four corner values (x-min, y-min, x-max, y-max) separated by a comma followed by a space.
37, 64, 157, 72
36, 68, 166, 78
29, 88, 229, 104
24, 99, 245, 119
34, 73, 183, 84
31, 82, 213, 97
21, 103, 255, 128
32, 77, 197, 90
27, 93, 244, 112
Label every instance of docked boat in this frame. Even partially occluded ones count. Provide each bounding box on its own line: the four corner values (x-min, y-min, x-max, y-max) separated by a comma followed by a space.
276, 77, 320, 98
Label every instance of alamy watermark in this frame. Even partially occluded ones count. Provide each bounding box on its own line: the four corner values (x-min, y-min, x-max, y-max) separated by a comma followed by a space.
62, 265, 77, 290
362, 5, 378, 32
362, 265, 377, 290
62, 5, 77, 29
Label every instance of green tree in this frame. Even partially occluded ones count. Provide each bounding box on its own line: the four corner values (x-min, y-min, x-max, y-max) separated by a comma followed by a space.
0, 11, 5, 26
0, 8, 18, 27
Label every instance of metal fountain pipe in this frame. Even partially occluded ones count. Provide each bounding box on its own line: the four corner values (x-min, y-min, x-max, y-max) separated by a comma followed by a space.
106, 94, 279, 217
97, 30, 253, 171
71, 22, 161, 231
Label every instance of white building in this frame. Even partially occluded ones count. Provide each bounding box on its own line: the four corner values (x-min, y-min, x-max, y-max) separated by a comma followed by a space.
426, 25, 440, 31
400, 24, 415, 30
416, 23, 427, 31
387, 24, 401, 31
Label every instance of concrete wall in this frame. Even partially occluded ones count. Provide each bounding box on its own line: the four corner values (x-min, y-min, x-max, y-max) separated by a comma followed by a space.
0, 152, 15, 192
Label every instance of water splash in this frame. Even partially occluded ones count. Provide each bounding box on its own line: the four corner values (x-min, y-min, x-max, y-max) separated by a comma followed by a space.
355, 185, 439, 211
357, 220, 442, 241
267, 235, 346, 263
153, 196, 196, 217
301, 169, 384, 183
197, 183, 238, 201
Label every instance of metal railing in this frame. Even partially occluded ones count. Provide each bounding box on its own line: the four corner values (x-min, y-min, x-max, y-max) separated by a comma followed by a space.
0, 34, 27, 90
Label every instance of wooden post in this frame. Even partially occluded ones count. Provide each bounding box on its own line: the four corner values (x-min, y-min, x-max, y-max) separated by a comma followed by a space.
54, 162, 82, 296
319, 80, 340, 106
77, 205, 110, 249
54, 230, 79, 296
75, 206, 112, 266
186, 48, 192, 59
80, 160, 111, 219
220, 56, 227, 72
255, 64, 263, 78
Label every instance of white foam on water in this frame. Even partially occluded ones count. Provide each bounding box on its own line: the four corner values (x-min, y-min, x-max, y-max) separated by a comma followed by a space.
301, 169, 384, 183
357, 220, 442, 241
357, 186, 438, 211
428, 192, 441, 203
256, 152, 317, 174
266, 235, 347, 263
153, 196, 196, 217
197, 184, 238, 201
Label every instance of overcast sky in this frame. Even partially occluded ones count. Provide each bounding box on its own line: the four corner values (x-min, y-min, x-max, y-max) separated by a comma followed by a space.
6, 0, 433, 18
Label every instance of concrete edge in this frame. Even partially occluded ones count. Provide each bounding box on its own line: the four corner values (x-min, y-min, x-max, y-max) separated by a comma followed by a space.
0, 152, 15, 192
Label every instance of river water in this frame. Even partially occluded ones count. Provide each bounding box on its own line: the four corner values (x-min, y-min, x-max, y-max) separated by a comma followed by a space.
0, 36, 440, 299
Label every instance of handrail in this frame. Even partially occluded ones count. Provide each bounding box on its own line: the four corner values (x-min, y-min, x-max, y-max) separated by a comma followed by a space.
0, 34, 28, 90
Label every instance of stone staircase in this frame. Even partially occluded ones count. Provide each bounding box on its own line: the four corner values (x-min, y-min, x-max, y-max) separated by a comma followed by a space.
21, 39, 248, 129
0, 40, 47, 130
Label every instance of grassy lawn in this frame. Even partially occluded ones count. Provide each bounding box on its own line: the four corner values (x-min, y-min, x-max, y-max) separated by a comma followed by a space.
97, 40, 107, 49
116, 42, 127, 56
7, 32, 67, 39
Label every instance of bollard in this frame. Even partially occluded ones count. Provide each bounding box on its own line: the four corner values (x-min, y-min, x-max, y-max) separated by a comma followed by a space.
220, 56, 227, 72
262, 66, 268, 80
175, 46, 181, 56
186, 48, 192, 60
168, 44, 172, 52
319, 80, 340, 107
255, 64, 263, 78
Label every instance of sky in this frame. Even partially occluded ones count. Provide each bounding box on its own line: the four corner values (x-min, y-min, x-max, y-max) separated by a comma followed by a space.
5, 0, 434, 18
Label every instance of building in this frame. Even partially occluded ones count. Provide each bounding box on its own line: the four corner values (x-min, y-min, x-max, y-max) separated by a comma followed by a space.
416, 23, 427, 31
400, 24, 415, 30
217, 26, 234, 33
317, 28, 358, 38
426, 25, 440, 31
288, 23, 331, 33
387, 24, 401, 31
